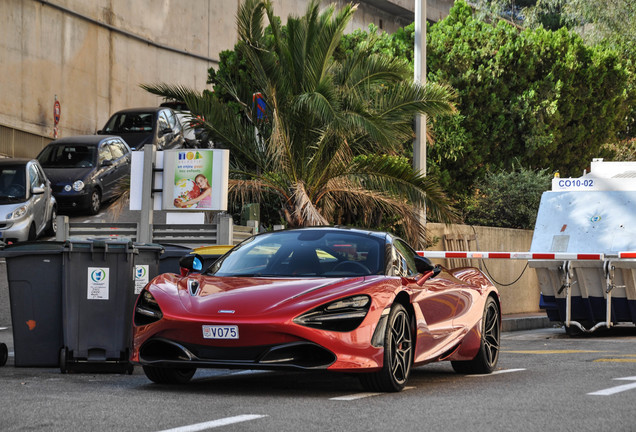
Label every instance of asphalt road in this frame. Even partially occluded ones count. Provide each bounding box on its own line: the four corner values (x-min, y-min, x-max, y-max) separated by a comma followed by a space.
1, 326, 635, 432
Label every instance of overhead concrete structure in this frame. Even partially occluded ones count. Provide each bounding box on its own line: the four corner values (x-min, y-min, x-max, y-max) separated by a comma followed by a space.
0, 0, 453, 158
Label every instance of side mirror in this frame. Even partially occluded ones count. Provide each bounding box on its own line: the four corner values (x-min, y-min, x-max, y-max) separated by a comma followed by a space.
179, 254, 204, 276
32, 186, 45, 195
414, 255, 435, 273
416, 265, 442, 286
159, 127, 173, 137
101, 159, 113, 167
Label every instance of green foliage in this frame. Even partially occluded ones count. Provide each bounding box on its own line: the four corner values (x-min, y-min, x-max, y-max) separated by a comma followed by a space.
463, 164, 552, 229
426, 0, 634, 199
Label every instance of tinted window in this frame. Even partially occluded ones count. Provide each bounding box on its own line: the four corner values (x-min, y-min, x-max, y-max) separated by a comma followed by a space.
38, 145, 97, 168
208, 230, 384, 277
0, 165, 26, 200
103, 113, 153, 133
98, 144, 113, 163
157, 112, 169, 132
392, 239, 419, 278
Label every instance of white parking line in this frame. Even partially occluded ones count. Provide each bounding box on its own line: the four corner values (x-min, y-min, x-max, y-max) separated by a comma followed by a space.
468, 368, 526, 377
588, 376, 636, 396
155, 414, 268, 432
330, 386, 415, 400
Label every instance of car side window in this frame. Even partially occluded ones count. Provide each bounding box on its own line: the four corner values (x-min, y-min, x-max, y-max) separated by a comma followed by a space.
98, 144, 113, 164
28, 164, 41, 190
108, 141, 124, 159
392, 240, 419, 278
157, 112, 170, 133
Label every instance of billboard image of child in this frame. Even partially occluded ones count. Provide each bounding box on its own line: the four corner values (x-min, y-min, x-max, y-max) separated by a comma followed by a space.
171, 151, 214, 210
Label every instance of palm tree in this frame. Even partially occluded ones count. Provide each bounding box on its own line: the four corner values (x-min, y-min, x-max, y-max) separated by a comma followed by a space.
143, 0, 457, 245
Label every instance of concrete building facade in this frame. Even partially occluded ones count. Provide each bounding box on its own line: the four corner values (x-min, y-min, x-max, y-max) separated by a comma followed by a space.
1, 0, 453, 158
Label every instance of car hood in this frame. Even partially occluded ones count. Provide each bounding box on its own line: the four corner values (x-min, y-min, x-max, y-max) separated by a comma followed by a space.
170, 275, 377, 317
43, 167, 93, 184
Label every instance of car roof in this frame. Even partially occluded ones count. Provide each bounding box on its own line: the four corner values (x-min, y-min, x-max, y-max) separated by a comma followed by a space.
0, 158, 34, 166
47, 135, 124, 146
110, 107, 170, 115
263, 226, 389, 241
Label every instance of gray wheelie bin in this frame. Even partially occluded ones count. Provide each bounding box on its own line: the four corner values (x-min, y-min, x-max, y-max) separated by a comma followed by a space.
2, 241, 66, 367
59, 240, 137, 373
133, 243, 164, 295
158, 243, 193, 274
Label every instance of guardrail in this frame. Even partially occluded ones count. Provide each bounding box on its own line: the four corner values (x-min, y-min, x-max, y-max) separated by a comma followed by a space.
55, 215, 256, 247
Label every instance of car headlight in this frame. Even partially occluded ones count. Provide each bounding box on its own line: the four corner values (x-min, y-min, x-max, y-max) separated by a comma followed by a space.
134, 290, 163, 326
73, 180, 85, 192
293, 295, 371, 332
6, 204, 28, 220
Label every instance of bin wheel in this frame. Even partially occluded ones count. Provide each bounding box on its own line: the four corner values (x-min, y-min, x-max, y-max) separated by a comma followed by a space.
59, 348, 68, 374
0, 343, 7, 367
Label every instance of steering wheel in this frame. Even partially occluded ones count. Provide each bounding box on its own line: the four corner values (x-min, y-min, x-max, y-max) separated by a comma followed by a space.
331, 261, 371, 275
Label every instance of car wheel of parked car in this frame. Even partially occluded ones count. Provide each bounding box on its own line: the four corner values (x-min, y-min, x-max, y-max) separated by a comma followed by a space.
0, 343, 7, 366
360, 303, 413, 392
46, 206, 57, 237
451, 296, 500, 374
142, 365, 196, 384
88, 189, 101, 215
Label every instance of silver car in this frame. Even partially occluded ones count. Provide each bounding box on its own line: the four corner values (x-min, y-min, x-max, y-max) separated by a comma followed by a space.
0, 158, 57, 243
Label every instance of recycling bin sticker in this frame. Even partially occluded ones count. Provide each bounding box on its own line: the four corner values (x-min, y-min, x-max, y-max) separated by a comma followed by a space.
87, 267, 110, 300
135, 265, 149, 294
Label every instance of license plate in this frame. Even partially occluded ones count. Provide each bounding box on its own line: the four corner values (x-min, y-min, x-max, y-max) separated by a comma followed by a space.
202, 325, 239, 339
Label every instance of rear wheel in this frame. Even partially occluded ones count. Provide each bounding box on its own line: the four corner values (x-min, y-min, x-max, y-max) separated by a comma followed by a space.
452, 296, 500, 374
142, 365, 196, 384
360, 303, 413, 392
0, 343, 7, 366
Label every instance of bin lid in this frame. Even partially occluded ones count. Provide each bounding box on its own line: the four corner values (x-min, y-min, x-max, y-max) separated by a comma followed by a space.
0, 241, 67, 257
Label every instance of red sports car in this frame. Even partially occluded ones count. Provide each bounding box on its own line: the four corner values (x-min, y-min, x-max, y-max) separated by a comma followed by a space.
131, 227, 500, 392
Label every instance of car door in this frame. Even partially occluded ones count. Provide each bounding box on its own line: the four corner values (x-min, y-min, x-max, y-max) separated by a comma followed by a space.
27, 162, 48, 235
97, 142, 118, 200
391, 239, 462, 363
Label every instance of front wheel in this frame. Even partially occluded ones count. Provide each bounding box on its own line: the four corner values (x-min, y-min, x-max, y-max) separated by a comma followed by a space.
88, 189, 101, 215
360, 303, 413, 392
142, 365, 196, 384
46, 206, 57, 237
452, 296, 500, 374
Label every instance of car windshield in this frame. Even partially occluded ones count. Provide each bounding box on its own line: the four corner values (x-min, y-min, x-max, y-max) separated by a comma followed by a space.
103, 113, 153, 133
38, 145, 97, 168
0, 165, 27, 201
206, 230, 385, 277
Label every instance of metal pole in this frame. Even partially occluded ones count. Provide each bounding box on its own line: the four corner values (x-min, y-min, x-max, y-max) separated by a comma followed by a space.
138, 144, 156, 243
414, 0, 427, 226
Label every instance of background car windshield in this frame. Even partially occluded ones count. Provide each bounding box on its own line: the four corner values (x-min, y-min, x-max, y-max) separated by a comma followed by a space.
38, 145, 97, 168
0, 166, 26, 200
207, 231, 384, 277
103, 113, 153, 133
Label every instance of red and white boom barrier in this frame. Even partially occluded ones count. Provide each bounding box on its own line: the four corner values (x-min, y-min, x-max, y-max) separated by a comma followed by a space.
416, 251, 605, 260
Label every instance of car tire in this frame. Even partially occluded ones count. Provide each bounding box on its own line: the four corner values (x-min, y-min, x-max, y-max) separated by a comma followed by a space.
360, 303, 413, 392
88, 189, 101, 215
27, 224, 36, 241
46, 206, 57, 237
142, 365, 196, 384
0, 343, 7, 367
451, 296, 500, 374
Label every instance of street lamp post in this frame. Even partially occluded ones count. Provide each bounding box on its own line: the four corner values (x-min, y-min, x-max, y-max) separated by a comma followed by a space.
414, 0, 427, 226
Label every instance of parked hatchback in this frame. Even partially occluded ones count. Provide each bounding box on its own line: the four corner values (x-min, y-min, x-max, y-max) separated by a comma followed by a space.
37, 135, 131, 215
0, 158, 57, 243
97, 107, 185, 150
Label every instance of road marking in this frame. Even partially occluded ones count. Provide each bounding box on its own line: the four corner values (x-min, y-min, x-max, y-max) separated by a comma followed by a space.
505, 350, 604, 354
468, 368, 526, 377
588, 376, 636, 396
594, 358, 636, 363
330, 386, 415, 400
155, 414, 268, 432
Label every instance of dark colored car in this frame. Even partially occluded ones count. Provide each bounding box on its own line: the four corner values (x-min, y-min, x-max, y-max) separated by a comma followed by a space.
131, 227, 501, 391
37, 135, 131, 215
0, 158, 57, 243
98, 107, 185, 150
